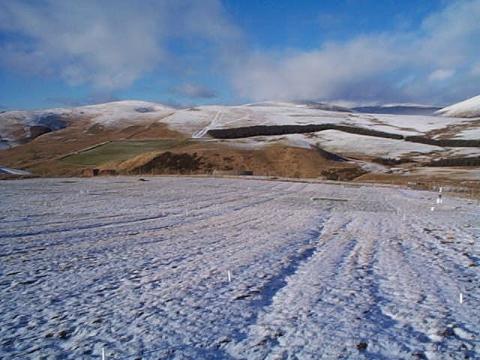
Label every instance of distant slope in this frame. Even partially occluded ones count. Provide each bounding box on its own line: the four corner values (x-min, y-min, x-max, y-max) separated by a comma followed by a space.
354, 105, 440, 116
1, 99, 479, 180
437, 95, 480, 118
0, 100, 174, 147
246, 101, 351, 112
0, 166, 31, 175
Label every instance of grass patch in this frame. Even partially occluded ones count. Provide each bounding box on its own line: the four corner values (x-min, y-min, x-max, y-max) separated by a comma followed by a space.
61, 139, 189, 166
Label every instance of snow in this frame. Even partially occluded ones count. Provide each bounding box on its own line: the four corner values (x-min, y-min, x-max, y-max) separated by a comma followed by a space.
358, 113, 466, 134
353, 104, 440, 116
455, 127, 480, 140
226, 130, 480, 162
1, 100, 476, 150
1, 177, 479, 359
445, 147, 480, 158
163, 103, 472, 142
167, 105, 479, 159
280, 134, 315, 149
437, 95, 480, 118
298, 131, 480, 161
191, 110, 225, 138
78, 100, 174, 126
0, 100, 478, 168
0, 101, 174, 146
0, 140, 10, 150
311, 130, 444, 159
0, 167, 31, 175
0, 107, 74, 142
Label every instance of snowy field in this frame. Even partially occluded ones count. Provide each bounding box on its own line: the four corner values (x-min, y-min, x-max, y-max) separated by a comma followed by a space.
0, 177, 479, 359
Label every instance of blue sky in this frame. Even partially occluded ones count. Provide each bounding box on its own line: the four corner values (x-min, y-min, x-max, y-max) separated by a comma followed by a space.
0, 0, 479, 110
224, 0, 441, 49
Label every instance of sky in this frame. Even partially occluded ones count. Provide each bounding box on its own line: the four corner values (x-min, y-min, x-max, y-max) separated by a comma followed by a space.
0, 0, 479, 110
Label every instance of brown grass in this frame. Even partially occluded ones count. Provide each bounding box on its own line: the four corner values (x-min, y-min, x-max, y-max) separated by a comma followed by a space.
0, 120, 187, 176
120, 142, 362, 178
2, 118, 478, 198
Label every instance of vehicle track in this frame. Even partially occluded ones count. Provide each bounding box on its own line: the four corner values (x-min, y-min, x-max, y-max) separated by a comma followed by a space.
0, 177, 478, 359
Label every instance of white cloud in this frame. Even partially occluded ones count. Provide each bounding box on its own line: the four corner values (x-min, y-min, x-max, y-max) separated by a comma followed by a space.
173, 83, 217, 99
428, 69, 455, 82
0, 0, 240, 90
0, 0, 478, 105
232, 0, 480, 104
232, 36, 406, 102
471, 63, 480, 76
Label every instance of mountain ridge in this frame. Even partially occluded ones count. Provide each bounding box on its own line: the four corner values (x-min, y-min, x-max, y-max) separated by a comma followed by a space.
437, 95, 480, 118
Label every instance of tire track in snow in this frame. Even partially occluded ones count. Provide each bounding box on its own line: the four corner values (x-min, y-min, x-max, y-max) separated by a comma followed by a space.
226, 214, 374, 359
1, 178, 329, 359
227, 204, 480, 359
0, 186, 285, 258
389, 220, 480, 357
1, 178, 479, 359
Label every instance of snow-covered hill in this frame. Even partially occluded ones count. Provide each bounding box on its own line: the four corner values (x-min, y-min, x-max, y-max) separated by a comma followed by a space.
0, 101, 174, 147
437, 95, 480, 118
1, 99, 479, 163
164, 101, 469, 137
76, 100, 174, 126
160, 102, 479, 160
353, 104, 440, 116
1, 100, 475, 145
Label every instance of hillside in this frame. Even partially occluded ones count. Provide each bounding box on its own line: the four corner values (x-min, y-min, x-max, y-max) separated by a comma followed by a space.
0, 100, 479, 191
437, 95, 480, 118
0, 101, 174, 148
353, 104, 440, 116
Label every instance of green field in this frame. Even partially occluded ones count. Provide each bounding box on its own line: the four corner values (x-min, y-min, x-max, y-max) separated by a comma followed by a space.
61, 139, 188, 166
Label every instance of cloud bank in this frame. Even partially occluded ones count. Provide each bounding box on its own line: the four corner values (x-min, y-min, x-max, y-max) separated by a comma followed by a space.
173, 83, 217, 99
231, 0, 480, 105
0, 0, 479, 105
0, 0, 239, 90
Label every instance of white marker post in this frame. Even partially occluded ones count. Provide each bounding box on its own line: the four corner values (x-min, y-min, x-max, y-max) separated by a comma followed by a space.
102, 347, 106, 360
431, 206, 435, 212
459, 292, 464, 304
227, 270, 232, 283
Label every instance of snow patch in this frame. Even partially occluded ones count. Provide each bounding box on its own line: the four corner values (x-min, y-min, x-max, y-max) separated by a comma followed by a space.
437, 95, 480, 118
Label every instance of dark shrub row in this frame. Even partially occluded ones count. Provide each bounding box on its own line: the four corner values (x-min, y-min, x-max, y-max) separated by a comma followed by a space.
315, 146, 348, 162
371, 157, 412, 165
404, 136, 480, 148
208, 124, 330, 138
136, 152, 202, 174
207, 124, 479, 148
333, 125, 403, 139
320, 167, 367, 181
207, 124, 402, 140
427, 156, 480, 167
